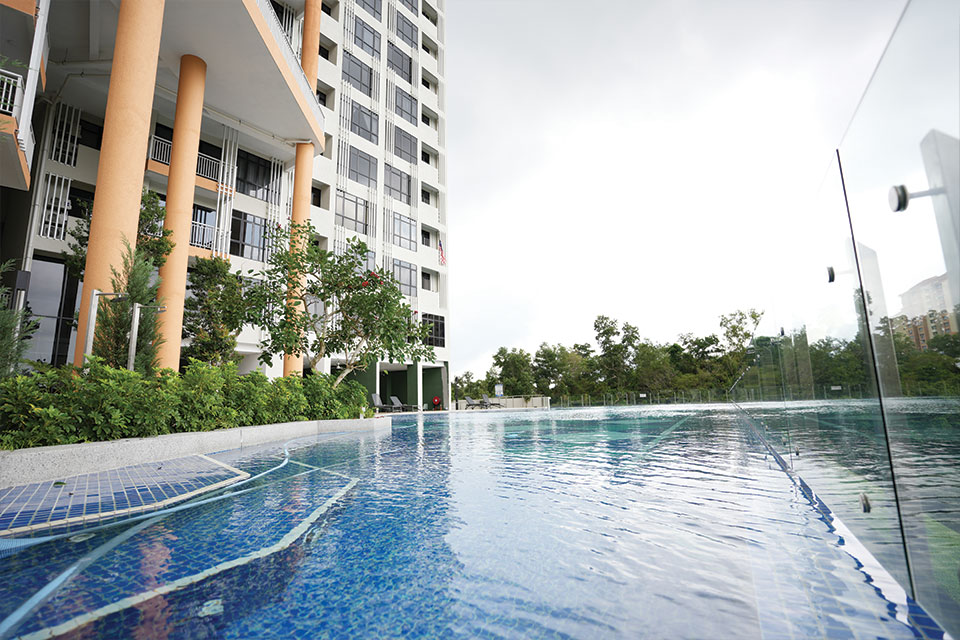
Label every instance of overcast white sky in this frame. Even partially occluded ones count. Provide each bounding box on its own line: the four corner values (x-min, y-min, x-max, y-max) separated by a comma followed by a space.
444, 0, 907, 377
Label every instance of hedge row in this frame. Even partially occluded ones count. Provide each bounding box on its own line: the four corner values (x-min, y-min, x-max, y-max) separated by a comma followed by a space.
0, 358, 370, 450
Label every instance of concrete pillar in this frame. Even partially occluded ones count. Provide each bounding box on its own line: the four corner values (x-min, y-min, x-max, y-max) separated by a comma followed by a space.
73, 0, 166, 367
300, 0, 322, 84
156, 55, 207, 371
282, 142, 314, 376
406, 362, 423, 411
19, 0, 50, 144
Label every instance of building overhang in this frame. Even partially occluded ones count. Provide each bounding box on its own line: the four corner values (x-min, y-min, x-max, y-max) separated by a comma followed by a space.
0, 114, 31, 190
44, 0, 324, 159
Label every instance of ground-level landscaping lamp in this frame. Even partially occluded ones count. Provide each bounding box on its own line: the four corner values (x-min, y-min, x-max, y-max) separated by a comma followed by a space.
82, 290, 126, 360
127, 303, 166, 371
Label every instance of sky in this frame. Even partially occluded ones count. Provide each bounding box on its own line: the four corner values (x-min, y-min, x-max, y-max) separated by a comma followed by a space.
443, 0, 909, 378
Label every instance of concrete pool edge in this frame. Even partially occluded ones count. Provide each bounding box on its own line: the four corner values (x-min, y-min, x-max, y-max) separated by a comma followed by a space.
0, 416, 392, 488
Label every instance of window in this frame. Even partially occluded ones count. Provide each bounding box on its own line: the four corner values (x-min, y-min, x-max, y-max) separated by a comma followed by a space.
421, 150, 430, 164
395, 87, 418, 125
393, 126, 417, 163
198, 139, 222, 160
354, 16, 380, 56
348, 146, 377, 187
311, 186, 323, 207
67, 187, 94, 219
350, 102, 379, 144
392, 259, 417, 297
336, 190, 371, 234
317, 89, 327, 107
356, 0, 381, 20
421, 76, 431, 90
421, 111, 431, 126
421, 270, 431, 290
154, 122, 173, 141
421, 229, 431, 247
319, 44, 330, 60
399, 0, 417, 13
422, 313, 445, 347
321, 2, 332, 15
384, 164, 411, 203
78, 119, 103, 150
392, 212, 417, 251
235, 149, 275, 201
191, 205, 217, 249
363, 250, 377, 273
230, 210, 267, 261
387, 43, 412, 83
343, 51, 373, 96
421, 188, 430, 205
396, 12, 418, 48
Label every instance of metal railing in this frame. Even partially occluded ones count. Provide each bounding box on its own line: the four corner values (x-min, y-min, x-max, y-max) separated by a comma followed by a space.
0, 69, 24, 117
189, 221, 225, 250
150, 135, 172, 165
150, 136, 223, 182
253, 0, 324, 132
196, 152, 221, 181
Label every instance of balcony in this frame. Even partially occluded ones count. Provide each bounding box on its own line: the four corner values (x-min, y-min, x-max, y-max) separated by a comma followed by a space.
149, 135, 222, 183
0, 69, 33, 190
189, 220, 227, 251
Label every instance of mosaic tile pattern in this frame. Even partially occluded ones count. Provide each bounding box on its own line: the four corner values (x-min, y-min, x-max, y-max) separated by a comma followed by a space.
0, 455, 248, 536
0, 409, 951, 639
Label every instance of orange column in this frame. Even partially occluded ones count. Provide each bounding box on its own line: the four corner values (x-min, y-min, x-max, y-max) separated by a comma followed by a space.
301, 0, 321, 85
282, 142, 315, 376
156, 55, 207, 371
73, 0, 166, 367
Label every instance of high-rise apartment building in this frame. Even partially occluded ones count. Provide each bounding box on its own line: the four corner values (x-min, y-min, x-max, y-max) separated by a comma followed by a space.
0, 0, 449, 409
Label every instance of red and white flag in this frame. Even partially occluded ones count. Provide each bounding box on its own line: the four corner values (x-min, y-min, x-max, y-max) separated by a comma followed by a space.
438, 239, 447, 265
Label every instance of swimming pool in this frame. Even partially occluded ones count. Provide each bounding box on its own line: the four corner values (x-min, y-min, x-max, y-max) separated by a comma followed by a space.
0, 406, 948, 638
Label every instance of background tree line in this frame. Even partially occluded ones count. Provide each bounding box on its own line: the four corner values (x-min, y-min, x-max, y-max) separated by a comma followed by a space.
454, 307, 960, 403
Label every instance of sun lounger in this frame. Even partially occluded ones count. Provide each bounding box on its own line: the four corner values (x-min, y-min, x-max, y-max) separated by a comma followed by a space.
371, 393, 396, 413
390, 396, 419, 412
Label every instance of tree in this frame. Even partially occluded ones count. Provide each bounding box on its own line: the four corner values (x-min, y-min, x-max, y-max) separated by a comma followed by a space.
490, 347, 535, 398
0, 261, 38, 376
182, 256, 247, 366
928, 333, 960, 359
92, 242, 164, 375
250, 223, 434, 387
65, 189, 174, 280
452, 371, 487, 400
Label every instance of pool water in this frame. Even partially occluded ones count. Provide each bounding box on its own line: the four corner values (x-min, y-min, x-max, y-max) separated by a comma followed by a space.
0, 406, 947, 639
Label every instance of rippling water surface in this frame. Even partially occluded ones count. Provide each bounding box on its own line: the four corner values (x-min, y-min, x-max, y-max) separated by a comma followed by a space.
0, 406, 939, 639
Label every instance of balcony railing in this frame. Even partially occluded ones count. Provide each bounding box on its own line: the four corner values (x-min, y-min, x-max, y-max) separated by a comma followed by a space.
150, 136, 222, 182
254, 0, 324, 131
150, 135, 172, 164
0, 69, 24, 118
189, 221, 226, 250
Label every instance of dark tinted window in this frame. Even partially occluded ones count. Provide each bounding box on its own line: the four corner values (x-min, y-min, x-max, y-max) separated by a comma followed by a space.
357, 0, 381, 20
350, 102, 379, 144
393, 126, 417, 163
236, 149, 274, 201
422, 313, 445, 347
392, 258, 417, 296
387, 43, 412, 83
392, 212, 417, 251
343, 51, 373, 96
396, 87, 418, 125
336, 190, 370, 234
348, 146, 377, 187
78, 120, 103, 150
354, 16, 380, 56
229, 210, 267, 261
384, 164, 411, 203
396, 12, 418, 47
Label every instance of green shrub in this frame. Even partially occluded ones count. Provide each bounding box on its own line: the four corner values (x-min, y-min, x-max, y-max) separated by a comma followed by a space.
0, 359, 376, 450
174, 360, 239, 432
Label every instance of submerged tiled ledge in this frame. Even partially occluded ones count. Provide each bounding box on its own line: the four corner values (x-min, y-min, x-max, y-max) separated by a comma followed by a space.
0, 416, 392, 489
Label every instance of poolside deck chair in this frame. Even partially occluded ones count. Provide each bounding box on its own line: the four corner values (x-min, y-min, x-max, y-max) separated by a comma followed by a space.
371, 393, 396, 413
390, 396, 419, 412
482, 394, 503, 408
464, 396, 483, 409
